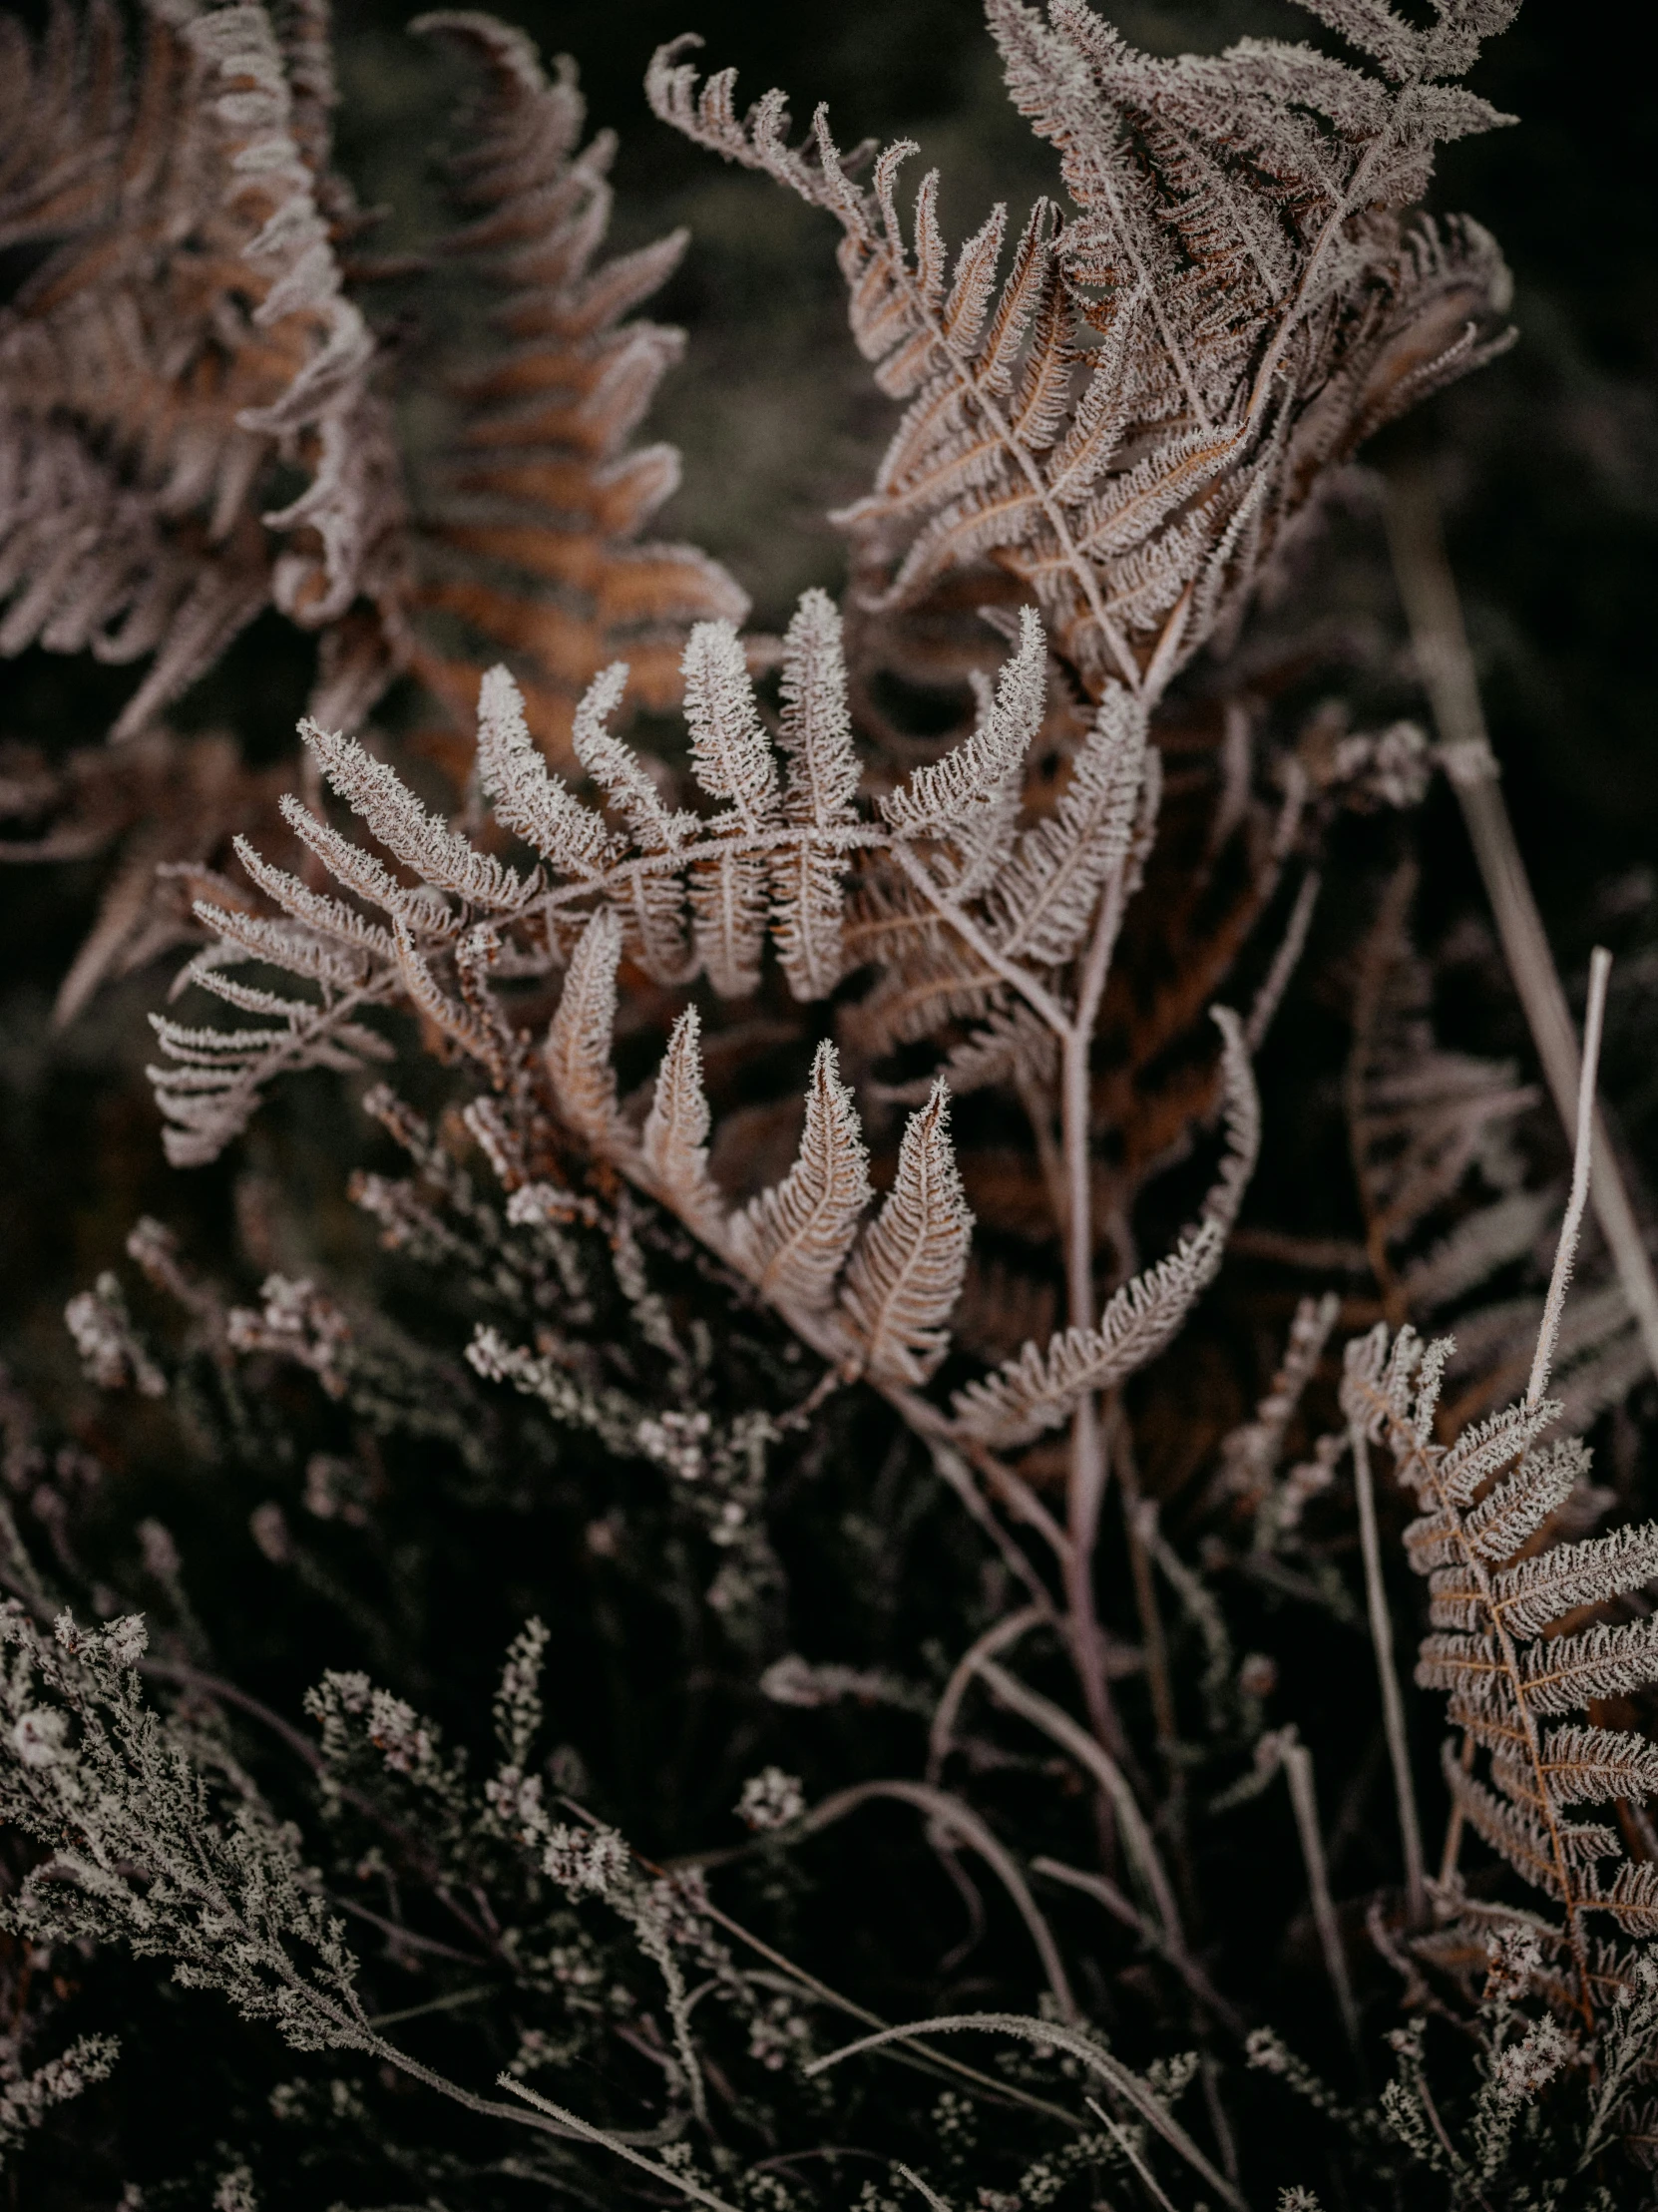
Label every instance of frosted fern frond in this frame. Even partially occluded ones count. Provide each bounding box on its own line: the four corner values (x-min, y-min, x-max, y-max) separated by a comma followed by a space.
1214, 1290, 1340, 1509
302, 719, 536, 913
777, 588, 860, 828
152, 589, 1259, 1423
880, 606, 1045, 870
649, 0, 1516, 699
1345, 1318, 1658, 2018
982, 680, 1149, 969
771, 588, 860, 998
683, 617, 778, 996
952, 1007, 1258, 1443
727, 1044, 873, 1315
641, 1007, 722, 1230
476, 664, 618, 879
951, 1218, 1225, 1446
544, 908, 630, 1154
150, 605, 1077, 1161
839, 1082, 974, 1386
683, 620, 780, 823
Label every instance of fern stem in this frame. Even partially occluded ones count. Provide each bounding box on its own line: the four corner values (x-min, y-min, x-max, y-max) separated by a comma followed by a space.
1440, 1731, 1475, 1888
1279, 1733, 1364, 2069
1111, 1408, 1179, 1765
892, 843, 1072, 1038
928, 1604, 1046, 1785
862, 220, 1144, 695
977, 1658, 1181, 1950
1349, 1420, 1428, 1925
1058, 833, 1145, 1778
1032, 1858, 1246, 2041
791, 1778, 1078, 2023
1385, 468, 1658, 1386
1529, 946, 1612, 1407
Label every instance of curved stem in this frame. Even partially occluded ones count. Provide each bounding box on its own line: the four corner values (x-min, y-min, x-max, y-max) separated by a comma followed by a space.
1348, 1422, 1428, 1927
795, 1779, 1078, 2023
928, 1605, 1046, 1784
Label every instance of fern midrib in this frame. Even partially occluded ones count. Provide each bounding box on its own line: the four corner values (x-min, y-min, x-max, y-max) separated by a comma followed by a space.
850, 188, 1144, 696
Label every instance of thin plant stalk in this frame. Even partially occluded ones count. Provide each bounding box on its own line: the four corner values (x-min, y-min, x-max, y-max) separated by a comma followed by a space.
1529, 945, 1613, 1407
1280, 1732, 1363, 2066
1112, 1402, 1179, 1764
1385, 468, 1658, 1383
1349, 1418, 1427, 1925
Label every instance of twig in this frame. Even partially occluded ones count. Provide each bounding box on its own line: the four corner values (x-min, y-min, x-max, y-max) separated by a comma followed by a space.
1110, 1406, 1179, 1769
1085, 2095, 1182, 2212
1057, 833, 1149, 1780
1385, 467, 1658, 1384
1245, 869, 1320, 1054
497, 2076, 743, 2210
598, 1811, 1082, 2128
1278, 1731, 1363, 2068
793, 1778, 1078, 2023
805, 2012, 1248, 2212
974, 1659, 1181, 1951
1033, 1857, 1247, 2039
928, 1605, 1046, 1784
1348, 1422, 1427, 1925
1529, 946, 1612, 1406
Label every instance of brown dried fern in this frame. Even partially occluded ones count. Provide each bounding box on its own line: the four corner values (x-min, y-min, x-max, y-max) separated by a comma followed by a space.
1346, 959, 1658, 2022
646, 0, 1515, 702
398, 12, 749, 766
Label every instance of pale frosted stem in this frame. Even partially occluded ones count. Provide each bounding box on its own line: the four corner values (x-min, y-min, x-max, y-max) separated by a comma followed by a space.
1033, 1857, 1247, 2039
1349, 1420, 1427, 1925
1440, 1733, 1475, 1887
1112, 1410, 1179, 1766
1385, 469, 1658, 1384
1059, 828, 1142, 1771
1281, 1733, 1362, 2064
1529, 946, 1612, 1406
927, 1605, 1045, 1784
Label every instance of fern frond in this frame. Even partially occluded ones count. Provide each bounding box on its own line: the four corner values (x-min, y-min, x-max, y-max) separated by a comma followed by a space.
1518, 1620, 1658, 1719
983, 681, 1149, 969
1353, 1296, 1658, 2018
952, 1219, 1222, 1446
1538, 1725, 1658, 1811
953, 997, 1257, 1442
1441, 1745, 1569, 1900
728, 1043, 873, 1314
476, 664, 616, 878
543, 908, 629, 1153
1, 0, 389, 735
771, 589, 860, 998
302, 720, 536, 913
406, 12, 747, 762
1490, 1527, 1658, 1643
880, 605, 1044, 870
652, 0, 1515, 698
840, 1081, 973, 1385
640, 1006, 722, 1229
